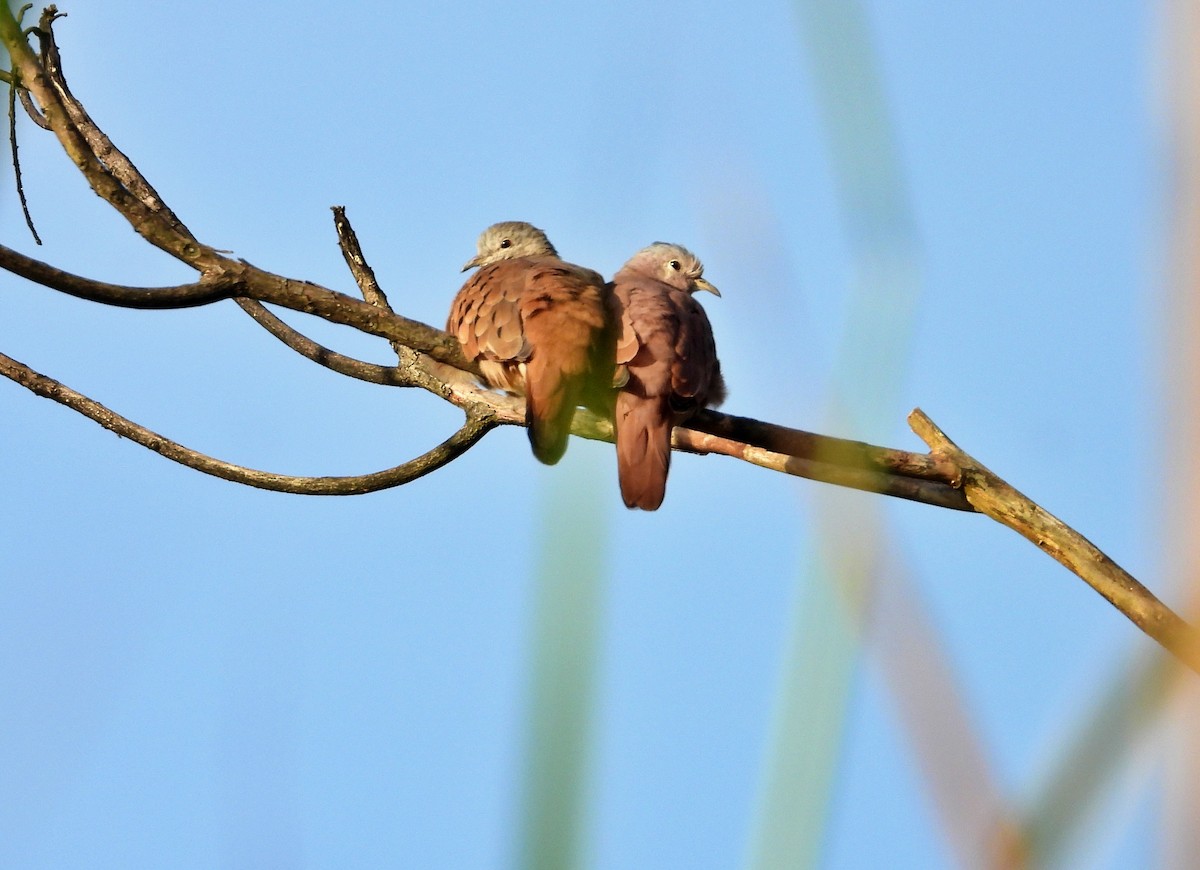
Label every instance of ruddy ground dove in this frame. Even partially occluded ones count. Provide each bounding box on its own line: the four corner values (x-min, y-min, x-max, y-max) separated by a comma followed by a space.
610, 243, 725, 510
448, 221, 611, 465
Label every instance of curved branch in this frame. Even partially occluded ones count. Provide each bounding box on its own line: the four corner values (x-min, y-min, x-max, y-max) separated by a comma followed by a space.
19, 85, 50, 130
0, 350, 497, 495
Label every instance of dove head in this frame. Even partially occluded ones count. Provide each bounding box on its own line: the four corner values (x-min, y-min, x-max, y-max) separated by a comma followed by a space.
462, 221, 559, 271
623, 242, 721, 297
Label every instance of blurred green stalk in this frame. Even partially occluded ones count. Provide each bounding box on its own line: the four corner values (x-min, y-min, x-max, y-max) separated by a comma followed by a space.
515, 454, 608, 870
1021, 651, 1180, 865
746, 0, 920, 867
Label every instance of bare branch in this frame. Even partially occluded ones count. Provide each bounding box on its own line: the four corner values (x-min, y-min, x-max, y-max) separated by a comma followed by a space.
0, 239, 981, 514
234, 280, 973, 510
909, 409, 1200, 674
0, 350, 497, 495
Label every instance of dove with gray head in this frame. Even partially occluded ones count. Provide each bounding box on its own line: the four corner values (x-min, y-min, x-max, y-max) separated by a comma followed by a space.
448, 221, 612, 464
609, 242, 725, 510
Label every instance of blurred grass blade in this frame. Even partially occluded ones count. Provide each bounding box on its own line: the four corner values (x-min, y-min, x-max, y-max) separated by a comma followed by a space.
1017, 3, 1200, 862
1162, 0, 1200, 864
871, 543, 1022, 868
746, 0, 923, 867
747, 497, 880, 870
1020, 651, 1181, 865
515, 455, 608, 870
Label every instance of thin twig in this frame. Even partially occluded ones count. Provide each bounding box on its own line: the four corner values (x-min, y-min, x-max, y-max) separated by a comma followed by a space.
237, 296, 569, 431
8, 69, 41, 244
333, 206, 389, 310
331, 206, 424, 385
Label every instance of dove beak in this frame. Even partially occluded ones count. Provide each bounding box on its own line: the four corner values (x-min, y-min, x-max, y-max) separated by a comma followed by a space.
693, 277, 721, 297
461, 255, 483, 272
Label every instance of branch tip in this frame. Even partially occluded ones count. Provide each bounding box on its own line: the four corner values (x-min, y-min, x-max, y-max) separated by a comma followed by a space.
908, 407, 950, 450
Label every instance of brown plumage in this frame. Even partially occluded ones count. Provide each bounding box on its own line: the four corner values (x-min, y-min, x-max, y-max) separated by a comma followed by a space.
610, 243, 725, 510
448, 221, 611, 464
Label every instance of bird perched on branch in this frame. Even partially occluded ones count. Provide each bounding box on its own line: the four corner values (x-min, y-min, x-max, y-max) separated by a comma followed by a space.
610, 243, 725, 510
448, 221, 611, 464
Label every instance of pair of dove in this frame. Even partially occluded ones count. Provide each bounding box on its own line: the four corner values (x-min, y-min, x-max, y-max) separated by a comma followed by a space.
448, 221, 725, 511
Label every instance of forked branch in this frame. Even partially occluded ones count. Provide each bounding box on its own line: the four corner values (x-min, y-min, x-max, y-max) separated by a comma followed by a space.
1, 5, 1197, 673
909, 411, 1200, 672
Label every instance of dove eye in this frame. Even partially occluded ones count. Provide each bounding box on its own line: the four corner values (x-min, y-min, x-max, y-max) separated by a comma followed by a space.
668, 259, 681, 271
499, 239, 512, 249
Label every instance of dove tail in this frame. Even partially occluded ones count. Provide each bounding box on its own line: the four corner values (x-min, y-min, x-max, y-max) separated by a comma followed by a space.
615, 392, 672, 511
525, 356, 580, 465
520, 276, 610, 465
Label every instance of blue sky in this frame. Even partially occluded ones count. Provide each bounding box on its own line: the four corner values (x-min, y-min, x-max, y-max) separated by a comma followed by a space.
0, 1, 1174, 868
